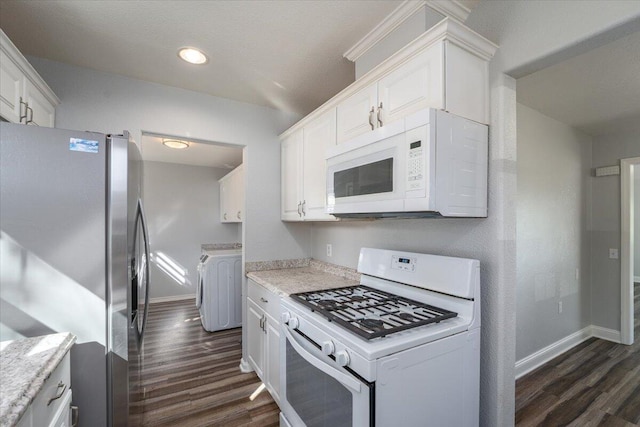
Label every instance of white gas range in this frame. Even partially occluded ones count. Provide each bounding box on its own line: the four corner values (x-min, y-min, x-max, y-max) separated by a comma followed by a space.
279, 248, 481, 427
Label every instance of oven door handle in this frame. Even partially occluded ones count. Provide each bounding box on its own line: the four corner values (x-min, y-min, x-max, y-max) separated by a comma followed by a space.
283, 326, 361, 392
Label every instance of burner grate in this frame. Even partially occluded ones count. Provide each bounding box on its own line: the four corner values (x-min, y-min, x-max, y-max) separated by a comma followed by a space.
290, 285, 457, 340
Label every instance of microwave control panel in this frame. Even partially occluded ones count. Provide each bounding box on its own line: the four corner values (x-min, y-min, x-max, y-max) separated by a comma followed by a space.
407, 139, 425, 191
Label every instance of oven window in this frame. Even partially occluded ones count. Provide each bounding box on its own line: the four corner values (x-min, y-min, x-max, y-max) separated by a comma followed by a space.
286, 340, 353, 426
334, 158, 393, 198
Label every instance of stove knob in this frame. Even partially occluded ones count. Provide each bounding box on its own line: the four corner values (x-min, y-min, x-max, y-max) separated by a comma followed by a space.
288, 316, 300, 329
281, 312, 291, 324
335, 350, 350, 367
321, 341, 335, 356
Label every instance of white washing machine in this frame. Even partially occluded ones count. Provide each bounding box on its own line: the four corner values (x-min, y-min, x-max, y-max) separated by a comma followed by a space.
196, 249, 242, 332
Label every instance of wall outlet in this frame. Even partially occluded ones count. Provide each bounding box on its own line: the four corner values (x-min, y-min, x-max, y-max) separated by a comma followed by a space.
326, 243, 332, 257
609, 248, 619, 259
558, 301, 563, 314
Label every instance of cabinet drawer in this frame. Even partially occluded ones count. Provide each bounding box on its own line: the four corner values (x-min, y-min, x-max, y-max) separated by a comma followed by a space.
248, 279, 280, 320
32, 352, 71, 427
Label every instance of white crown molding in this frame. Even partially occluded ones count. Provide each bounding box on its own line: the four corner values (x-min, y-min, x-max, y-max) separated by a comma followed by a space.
426, 0, 471, 23
343, 0, 473, 62
343, 1, 426, 62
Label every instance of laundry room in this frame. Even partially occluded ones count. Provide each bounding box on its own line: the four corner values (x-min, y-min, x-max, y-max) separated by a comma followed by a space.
139, 132, 245, 306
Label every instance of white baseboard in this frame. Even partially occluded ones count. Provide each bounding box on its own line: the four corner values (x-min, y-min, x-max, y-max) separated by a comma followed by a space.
515, 327, 591, 379
149, 294, 194, 304
590, 325, 621, 343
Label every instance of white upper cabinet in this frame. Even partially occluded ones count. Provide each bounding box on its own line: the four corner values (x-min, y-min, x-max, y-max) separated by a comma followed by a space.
281, 130, 303, 221
281, 110, 337, 222
301, 109, 337, 220
283, 18, 496, 141
219, 164, 244, 223
0, 30, 59, 127
335, 84, 377, 144
337, 45, 444, 144
279, 18, 496, 221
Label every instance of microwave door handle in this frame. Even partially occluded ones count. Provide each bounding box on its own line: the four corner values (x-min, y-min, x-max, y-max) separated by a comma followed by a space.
368, 106, 375, 130
283, 326, 361, 392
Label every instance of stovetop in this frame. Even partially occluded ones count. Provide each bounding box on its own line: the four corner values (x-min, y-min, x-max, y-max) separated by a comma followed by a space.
290, 285, 457, 340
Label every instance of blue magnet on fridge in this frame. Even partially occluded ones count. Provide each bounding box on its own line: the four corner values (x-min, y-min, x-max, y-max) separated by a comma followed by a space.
69, 138, 99, 153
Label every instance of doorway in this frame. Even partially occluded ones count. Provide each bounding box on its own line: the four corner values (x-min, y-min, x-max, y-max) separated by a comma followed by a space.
621, 157, 640, 345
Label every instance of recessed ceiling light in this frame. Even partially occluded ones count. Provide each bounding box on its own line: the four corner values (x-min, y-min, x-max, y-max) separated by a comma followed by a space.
162, 139, 189, 149
178, 47, 208, 65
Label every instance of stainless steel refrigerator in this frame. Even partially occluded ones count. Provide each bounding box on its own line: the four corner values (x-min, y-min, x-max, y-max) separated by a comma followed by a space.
0, 122, 150, 427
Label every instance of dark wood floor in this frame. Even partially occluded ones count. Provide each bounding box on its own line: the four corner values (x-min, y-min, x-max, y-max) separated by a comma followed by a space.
515, 282, 640, 426
130, 299, 280, 426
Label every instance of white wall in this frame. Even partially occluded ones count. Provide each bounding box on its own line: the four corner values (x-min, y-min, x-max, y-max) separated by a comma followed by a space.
27, 57, 307, 265
515, 104, 593, 360
143, 161, 239, 299
591, 130, 640, 330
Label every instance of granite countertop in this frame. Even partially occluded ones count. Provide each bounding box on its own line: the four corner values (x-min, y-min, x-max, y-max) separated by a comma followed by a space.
0, 332, 76, 427
246, 259, 360, 297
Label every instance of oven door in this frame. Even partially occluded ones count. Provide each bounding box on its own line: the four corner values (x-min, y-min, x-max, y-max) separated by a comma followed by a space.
280, 325, 373, 427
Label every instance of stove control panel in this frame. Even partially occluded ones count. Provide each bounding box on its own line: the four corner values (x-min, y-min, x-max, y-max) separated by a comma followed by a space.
392, 255, 416, 272
335, 350, 350, 367
321, 340, 335, 356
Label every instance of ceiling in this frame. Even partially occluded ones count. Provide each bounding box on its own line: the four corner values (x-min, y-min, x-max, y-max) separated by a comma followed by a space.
2, 1, 638, 138
0, 0, 401, 117
141, 134, 242, 169
517, 29, 640, 136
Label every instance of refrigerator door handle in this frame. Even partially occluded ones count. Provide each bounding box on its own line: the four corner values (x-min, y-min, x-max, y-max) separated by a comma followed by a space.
137, 198, 151, 344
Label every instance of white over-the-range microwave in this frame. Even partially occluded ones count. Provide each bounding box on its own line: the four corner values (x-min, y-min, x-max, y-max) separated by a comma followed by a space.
326, 108, 488, 218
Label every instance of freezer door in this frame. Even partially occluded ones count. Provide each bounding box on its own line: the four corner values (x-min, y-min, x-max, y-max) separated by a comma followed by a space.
0, 123, 109, 427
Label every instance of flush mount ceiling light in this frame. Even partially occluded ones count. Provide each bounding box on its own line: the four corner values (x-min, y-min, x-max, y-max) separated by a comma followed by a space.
162, 139, 189, 149
177, 47, 208, 65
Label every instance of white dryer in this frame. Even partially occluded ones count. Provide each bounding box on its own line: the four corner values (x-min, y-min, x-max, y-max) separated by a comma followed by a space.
196, 249, 242, 332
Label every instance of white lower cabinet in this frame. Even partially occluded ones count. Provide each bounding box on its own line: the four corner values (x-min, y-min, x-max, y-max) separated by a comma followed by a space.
246, 279, 281, 404
16, 352, 73, 427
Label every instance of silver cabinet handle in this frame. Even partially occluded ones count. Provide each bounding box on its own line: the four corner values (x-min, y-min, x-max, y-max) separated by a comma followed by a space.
368, 106, 375, 130
223, 212, 227, 220
297, 201, 302, 217
19, 97, 28, 123
260, 297, 268, 303
301, 200, 306, 216
237, 211, 241, 220
71, 406, 79, 427
26, 106, 34, 124
47, 381, 67, 406
263, 315, 267, 334
259, 315, 263, 330
377, 102, 383, 127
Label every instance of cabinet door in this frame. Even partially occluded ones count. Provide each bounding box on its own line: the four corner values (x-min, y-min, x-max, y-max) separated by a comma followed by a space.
377, 44, 444, 127
0, 50, 24, 124
281, 130, 303, 221
231, 164, 244, 222
265, 315, 281, 404
336, 83, 377, 144
23, 79, 55, 127
24, 78, 56, 127
219, 176, 231, 222
302, 109, 337, 221
247, 298, 265, 378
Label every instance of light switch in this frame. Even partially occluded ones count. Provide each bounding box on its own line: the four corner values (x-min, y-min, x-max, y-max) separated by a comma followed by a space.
609, 248, 619, 259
